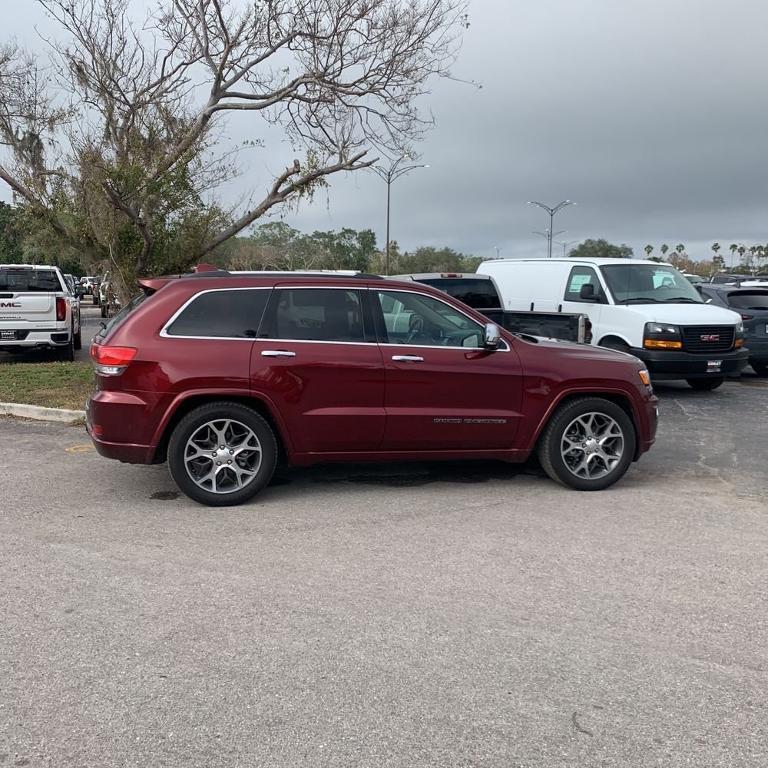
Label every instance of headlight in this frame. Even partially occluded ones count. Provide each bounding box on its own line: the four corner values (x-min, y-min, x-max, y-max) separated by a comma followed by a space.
735, 320, 744, 334
643, 322, 682, 350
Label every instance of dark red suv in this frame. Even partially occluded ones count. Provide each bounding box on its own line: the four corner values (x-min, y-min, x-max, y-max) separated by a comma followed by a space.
87, 270, 658, 505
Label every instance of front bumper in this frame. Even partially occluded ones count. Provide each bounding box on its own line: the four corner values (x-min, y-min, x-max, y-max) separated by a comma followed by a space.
630, 346, 749, 380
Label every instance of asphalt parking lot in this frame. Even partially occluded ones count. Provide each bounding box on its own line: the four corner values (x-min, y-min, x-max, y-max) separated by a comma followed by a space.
1, 378, 767, 767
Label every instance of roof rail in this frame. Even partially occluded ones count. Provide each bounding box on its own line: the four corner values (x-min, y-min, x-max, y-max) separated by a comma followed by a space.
174, 269, 385, 281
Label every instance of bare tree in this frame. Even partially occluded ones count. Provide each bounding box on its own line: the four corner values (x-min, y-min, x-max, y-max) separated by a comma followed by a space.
0, 0, 468, 280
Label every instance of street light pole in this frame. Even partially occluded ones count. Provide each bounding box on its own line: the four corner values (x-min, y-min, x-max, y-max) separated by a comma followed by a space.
372, 157, 429, 274
528, 200, 575, 258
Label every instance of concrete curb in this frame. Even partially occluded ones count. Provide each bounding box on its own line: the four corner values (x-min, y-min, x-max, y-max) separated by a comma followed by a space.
0, 402, 86, 424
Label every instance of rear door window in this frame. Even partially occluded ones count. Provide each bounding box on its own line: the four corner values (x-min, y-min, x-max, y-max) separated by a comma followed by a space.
0, 268, 62, 292
264, 288, 366, 343
165, 288, 270, 338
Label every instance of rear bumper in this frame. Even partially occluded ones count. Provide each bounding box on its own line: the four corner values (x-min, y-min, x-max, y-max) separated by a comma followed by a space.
630, 347, 749, 380
86, 390, 156, 464
745, 338, 768, 364
0, 328, 71, 348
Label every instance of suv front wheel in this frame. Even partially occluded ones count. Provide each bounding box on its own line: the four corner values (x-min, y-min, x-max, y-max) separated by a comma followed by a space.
538, 397, 636, 491
168, 402, 278, 506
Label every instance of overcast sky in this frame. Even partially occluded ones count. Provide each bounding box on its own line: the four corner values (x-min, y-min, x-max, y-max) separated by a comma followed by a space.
2, 0, 767, 264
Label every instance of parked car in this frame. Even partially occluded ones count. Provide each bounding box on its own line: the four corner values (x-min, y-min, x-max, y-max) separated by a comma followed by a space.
478, 258, 747, 391
0, 264, 81, 359
391, 272, 591, 343
87, 269, 658, 505
683, 273, 705, 285
79, 276, 97, 295
699, 284, 768, 376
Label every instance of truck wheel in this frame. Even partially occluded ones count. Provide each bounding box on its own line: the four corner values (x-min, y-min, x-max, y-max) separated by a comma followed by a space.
58, 336, 75, 362
73, 327, 82, 351
538, 397, 636, 491
168, 402, 278, 507
686, 378, 724, 391
92, 294, 99, 306
599, 338, 631, 354
100, 303, 107, 318
752, 362, 768, 377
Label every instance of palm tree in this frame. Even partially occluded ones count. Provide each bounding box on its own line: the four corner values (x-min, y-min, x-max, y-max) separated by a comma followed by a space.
644, 244, 654, 259
675, 243, 685, 255
738, 244, 746, 270
711, 242, 721, 259
729, 243, 738, 268
660, 243, 669, 260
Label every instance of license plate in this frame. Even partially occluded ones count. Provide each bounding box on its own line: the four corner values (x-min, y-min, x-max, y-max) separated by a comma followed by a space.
707, 360, 723, 372
0, 330, 15, 340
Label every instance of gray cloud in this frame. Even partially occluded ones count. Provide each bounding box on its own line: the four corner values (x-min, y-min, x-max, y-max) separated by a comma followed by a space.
3, 0, 767, 262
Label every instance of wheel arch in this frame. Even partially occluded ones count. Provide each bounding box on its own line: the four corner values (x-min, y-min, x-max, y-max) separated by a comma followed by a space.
597, 334, 632, 350
150, 390, 292, 465
531, 389, 641, 460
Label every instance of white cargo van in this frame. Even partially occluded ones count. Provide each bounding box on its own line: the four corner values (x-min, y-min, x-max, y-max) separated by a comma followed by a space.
0, 264, 82, 360
477, 258, 748, 390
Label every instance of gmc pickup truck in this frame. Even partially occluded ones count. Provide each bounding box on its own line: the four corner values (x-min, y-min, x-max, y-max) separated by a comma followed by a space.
0, 264, 82, 360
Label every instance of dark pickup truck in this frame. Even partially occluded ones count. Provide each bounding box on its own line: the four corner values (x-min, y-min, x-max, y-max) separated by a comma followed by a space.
391, 272, 592, 343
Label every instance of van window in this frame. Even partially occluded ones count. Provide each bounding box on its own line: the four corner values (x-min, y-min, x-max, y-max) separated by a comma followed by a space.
601, 264, 701, 304
165, 289, 269, 338
564, 267, 602, 302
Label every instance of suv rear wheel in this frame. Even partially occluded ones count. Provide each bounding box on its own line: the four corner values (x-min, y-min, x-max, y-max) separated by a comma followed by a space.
538, 397, 636, 491
168, 402, 278, 506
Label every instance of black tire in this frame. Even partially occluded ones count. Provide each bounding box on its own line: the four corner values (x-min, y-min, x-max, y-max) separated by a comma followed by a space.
73, 326, 82, 351
537, 396, 636, 491
100, 303, 108, 318
92, 294, 99, 306
58, 336, 75, 362
686, 377, 724, 391
599, 338, 631, 354
168, 402, 278, 506
751, 362, 768, 377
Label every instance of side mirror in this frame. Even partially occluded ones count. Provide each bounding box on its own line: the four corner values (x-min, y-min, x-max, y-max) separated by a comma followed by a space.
483, 322, 502, 350
579, 283, 598, 301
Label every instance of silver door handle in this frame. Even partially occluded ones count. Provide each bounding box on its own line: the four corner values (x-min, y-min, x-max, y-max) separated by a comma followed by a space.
261, 350, 296, 358
392, 355, 424, 362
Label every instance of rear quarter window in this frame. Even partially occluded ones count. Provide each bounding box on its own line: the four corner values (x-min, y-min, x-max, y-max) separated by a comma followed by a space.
164, 288, 270, 338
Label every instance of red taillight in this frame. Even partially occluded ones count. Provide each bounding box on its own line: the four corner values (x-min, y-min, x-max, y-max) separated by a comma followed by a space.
56, 297, 67, 321
90, 343, 137, 376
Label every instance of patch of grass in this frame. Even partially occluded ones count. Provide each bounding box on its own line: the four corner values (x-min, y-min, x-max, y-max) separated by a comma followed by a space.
0, 361, 94, 410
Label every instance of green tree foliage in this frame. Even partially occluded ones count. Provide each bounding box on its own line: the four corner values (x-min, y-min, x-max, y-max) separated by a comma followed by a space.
568, 239, 634, 259
0, 201, 22, 261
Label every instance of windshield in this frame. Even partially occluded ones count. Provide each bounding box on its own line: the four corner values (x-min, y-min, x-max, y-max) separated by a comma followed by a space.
600, 264, 702, 304
0, 267, 62, 292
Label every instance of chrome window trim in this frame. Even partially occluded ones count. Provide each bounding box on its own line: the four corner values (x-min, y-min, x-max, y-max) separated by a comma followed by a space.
158, 283, 511, 352
159, 286, 272, 339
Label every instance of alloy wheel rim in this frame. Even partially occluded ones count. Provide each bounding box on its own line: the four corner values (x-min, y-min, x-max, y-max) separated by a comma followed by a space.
183, 419, 262, 494
560, 412, 624, 480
